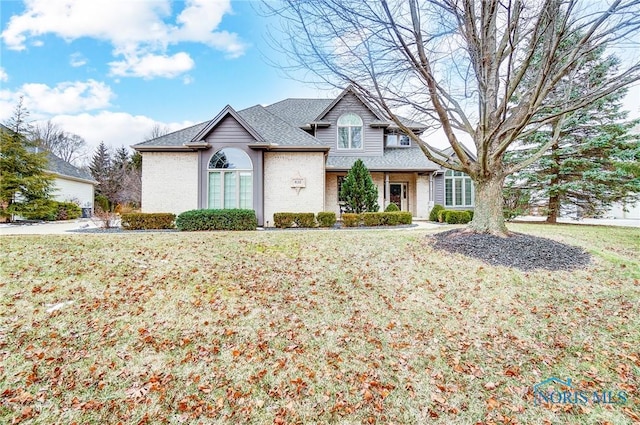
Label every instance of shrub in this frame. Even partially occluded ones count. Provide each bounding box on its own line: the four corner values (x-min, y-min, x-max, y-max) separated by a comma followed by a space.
316, 212, 337, 227
95, 194, 110, 213
176, 209, 257, 231
442, 210, 472, 224
429, 204, 445, 222
385, 202, 400, 212
363, 212, 412, 226
341, 213, 361, 227
121, 213, 175, 230
273, 212, 316, 228
54, 201, 82, 220
466, 210, 474, 221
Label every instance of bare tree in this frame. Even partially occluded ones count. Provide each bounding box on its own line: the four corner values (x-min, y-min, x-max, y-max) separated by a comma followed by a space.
265, 0, 640, 235
31, 120, 88, 165
147, 123, 170, 140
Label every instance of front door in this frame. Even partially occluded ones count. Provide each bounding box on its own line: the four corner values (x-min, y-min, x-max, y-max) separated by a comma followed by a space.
389, 183, 408, 211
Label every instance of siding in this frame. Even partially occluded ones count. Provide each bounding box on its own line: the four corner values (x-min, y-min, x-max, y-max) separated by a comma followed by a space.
434, 173, 445, 206
52, 177, 94, 210
316, 93, 384, 157
198, 115, 265, 225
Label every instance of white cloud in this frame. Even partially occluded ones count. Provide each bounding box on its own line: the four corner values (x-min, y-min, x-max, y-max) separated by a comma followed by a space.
0, 79, 114, 116
70, 52, 87, 67
109, 52, 195, 79
1, 0, 246, 78
0, 67, 7, 82
47, 111, 195, 151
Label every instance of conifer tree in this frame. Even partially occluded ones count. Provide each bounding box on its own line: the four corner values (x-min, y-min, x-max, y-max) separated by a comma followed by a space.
340, 159, 379, 213
0, 99, 55, 221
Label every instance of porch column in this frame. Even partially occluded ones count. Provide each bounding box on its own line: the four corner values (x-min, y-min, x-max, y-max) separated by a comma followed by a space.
384, 173, 390, 209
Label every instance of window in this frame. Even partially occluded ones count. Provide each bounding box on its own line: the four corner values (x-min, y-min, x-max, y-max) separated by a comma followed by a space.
385, 133, 411, 147
337, 113, 363, 149
208, 148, 252, 209
444, 170, 474, 207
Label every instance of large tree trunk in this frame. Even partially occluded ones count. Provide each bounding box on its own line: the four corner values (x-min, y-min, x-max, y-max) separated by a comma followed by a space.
469, 175, 509, 236
546, 193, 560, 223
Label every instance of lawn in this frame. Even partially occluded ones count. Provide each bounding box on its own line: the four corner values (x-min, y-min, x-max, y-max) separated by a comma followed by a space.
1, 224, 638, 424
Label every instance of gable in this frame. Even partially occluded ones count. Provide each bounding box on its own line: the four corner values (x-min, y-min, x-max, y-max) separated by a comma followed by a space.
319, 92, 380, 124
201, 114, 259, 144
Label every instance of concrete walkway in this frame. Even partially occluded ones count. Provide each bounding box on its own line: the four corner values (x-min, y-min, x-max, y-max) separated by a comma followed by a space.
0, 219, 98, 235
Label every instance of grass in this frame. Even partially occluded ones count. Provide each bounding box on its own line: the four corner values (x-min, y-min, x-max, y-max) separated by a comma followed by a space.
0, 223, 638, 424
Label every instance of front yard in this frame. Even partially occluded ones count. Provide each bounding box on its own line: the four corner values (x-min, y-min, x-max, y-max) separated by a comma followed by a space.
1, 224, 638, 424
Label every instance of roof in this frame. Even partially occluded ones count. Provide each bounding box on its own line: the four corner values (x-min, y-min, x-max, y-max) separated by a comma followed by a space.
237, 105, 328, 147
45, 152, 96, 183
326, 146, 441, 171
132, 88, 428, 151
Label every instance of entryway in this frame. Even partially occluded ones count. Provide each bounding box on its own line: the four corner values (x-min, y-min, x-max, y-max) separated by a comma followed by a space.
389, 182, 408, 211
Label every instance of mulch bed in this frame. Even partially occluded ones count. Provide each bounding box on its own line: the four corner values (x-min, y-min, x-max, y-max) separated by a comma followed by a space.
430, 229, 591, 271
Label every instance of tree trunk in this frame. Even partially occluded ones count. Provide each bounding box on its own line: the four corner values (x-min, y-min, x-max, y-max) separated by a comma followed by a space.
469, 175, 509, 235
546, 141, 561, 224
546, 193, 560, 223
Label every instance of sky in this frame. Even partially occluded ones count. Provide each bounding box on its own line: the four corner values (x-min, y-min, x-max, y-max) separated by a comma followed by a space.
1, 0, 639, 159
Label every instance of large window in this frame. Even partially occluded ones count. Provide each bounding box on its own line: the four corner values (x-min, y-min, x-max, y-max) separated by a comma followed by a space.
445, 170, 474, 207
208, 148, 252, 209
337, 113, 363, 149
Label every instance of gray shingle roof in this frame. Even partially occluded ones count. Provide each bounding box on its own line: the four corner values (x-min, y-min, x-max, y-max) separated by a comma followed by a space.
237, 105, 328, 147
45, 152, 96, 182
134, 122, 208, 147
326, 146, 440, 171
265, 98, 333, 128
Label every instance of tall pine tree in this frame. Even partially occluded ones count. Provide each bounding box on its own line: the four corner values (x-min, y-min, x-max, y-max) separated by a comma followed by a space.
507, 50, 640, 222
0, 99, 55, 221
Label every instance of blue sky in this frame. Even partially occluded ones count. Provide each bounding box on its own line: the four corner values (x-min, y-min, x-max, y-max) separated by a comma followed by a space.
0, 0, 330, 152
1, 0, 639, 157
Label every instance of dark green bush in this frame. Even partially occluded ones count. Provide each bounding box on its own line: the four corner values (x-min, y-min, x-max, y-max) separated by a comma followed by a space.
442, 210, 472, 224
466, 210, 474, 221
362, 212, 412, 226
55, 201, 82, 220
429, 204, 445, 222
176, 209, 257, 231
95, 194, 110, 212
121, 213, 175, 230
341, 213, 361, 227
29, 200, 82, 221
316, 212, 337, 227
273, 212, 316, 228
385, 202, 400, 212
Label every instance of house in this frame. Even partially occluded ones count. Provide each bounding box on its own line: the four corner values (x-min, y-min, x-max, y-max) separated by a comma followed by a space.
45, 152, 96, 217
133, 87, 474, 225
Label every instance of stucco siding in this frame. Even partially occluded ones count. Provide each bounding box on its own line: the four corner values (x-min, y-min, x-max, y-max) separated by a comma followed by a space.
316, 93, 384, 157
52, 177, 94, 209
264, 152, 325, 226
141, 151, 199, 214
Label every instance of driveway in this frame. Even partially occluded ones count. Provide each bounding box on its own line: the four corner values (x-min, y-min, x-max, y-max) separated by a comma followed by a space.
0, 219, 98, 235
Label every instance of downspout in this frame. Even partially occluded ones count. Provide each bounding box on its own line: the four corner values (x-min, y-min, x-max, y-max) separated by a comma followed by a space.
385, 173, 390, 209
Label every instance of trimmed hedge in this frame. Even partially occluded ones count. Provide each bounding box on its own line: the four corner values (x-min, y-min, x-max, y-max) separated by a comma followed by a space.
273, 212, 316, 228
385, 202, 400, 212
341, 213, 361, 227
317, 212, 337, 227
121, 213, 175, 230
429, 204, 445, 222
31, 201, 82, 221
442, 210, 472, 224
466, 210, 474, 221
176, 209, 257, 231
362, 211, 412, 226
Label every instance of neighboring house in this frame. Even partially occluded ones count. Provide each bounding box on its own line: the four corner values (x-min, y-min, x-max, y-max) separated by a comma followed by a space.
45, 152, 96, 217
133, 86, 474, 226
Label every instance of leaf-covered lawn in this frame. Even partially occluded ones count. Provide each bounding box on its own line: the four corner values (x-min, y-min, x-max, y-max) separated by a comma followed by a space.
1, 224, 638, 424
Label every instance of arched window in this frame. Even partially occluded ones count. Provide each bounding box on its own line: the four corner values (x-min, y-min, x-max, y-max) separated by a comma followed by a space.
337, 113, 363, 149
208, 148, 252, 209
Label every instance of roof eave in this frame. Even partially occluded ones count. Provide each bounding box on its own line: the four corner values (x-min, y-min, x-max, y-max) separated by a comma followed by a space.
250, 144, 330, 152
48, 171, 98, 185
133, 145, 206, 152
